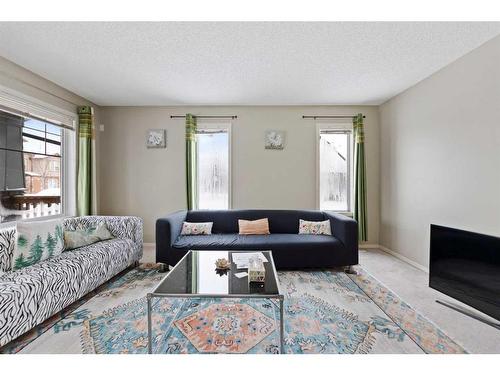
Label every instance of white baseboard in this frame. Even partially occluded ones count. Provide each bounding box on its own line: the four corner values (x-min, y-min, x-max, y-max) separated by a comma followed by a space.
358, 243, 379, 249
143, 242, 155, 250
380, 245, 429, 273
362, 244, 429, 273
141, 243, 156, 263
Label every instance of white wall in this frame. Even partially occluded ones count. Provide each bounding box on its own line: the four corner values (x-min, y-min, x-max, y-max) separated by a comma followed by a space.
99, 106, 380, 243
379, 35, 500, 268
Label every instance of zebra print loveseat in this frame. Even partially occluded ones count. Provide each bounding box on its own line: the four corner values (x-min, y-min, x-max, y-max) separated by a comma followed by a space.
0, 216, 143, 347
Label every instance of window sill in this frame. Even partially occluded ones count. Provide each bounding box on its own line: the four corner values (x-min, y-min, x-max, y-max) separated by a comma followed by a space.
321, 210, 353, 218
0, 213, 69, 230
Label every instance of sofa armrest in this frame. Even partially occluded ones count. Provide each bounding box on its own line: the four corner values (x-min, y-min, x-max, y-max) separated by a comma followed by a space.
156, 210, 187, 264
64, 216, 143, 253
323, 211, 358, 253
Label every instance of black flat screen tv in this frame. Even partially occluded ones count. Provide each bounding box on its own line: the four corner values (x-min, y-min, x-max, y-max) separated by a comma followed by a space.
429, 224, 500, 321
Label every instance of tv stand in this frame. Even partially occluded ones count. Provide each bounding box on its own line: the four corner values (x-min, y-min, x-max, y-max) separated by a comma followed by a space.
436, 300, 500, 330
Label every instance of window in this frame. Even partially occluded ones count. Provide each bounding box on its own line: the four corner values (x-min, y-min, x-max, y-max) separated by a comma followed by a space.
196, 123, 231, 210
317, 124, 353, 212
0, 109, 64, 222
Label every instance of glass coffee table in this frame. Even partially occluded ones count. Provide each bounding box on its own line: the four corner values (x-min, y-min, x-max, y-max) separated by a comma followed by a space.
147, 250, 284, 354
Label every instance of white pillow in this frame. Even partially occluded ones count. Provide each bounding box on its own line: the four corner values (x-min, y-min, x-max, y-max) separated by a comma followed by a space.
13, 218, 64, 270
298, 219, 332, 235
180, 222, 213, 235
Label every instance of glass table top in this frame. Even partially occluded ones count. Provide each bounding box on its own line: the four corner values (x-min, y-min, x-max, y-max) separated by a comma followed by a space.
152, 251, 281, 297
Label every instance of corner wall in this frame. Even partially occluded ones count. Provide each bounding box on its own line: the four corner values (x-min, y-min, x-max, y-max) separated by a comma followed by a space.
379, 35, 500, 268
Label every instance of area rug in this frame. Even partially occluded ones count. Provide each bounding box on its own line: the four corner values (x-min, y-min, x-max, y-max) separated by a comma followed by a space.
0, 264, 467, 354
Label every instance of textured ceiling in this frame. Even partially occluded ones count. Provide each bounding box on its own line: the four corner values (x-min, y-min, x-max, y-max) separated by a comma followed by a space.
0, 22, 499, 106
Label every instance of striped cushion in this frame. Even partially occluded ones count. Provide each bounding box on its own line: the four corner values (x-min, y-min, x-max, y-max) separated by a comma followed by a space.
0, 215, 143, 347
238, 218, 270, 235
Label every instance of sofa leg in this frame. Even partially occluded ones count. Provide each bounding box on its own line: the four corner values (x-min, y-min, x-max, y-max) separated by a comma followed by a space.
158, 263, 170, 273
344, 265, 357, 275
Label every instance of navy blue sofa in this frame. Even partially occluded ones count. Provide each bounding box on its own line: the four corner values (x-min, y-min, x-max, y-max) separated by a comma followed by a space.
156, 209, 358, 269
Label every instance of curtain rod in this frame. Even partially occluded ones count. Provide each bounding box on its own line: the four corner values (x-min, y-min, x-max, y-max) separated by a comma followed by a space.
170, 115, 237, 119
302, 115, 365, 119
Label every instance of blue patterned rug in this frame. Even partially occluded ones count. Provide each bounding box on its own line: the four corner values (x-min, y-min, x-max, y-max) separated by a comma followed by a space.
2, 264, 467, 354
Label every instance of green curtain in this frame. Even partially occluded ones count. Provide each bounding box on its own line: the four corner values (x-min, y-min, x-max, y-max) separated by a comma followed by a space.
353, 113, 367, 241
186, 114, 198, 210
77, 106, 93, 216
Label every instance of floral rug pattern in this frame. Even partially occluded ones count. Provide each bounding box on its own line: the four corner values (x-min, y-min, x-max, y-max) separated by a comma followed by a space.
0, 264, 467, 354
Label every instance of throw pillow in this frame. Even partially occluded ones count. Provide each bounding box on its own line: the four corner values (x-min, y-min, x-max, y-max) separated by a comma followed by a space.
13, 218, 64, 270
238, 218, 270, 235
180, 222, 213, 235
299, 219, 332, 235
64, 222, 114, 250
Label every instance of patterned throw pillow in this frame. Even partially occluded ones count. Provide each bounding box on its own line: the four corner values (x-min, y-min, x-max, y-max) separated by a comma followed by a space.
13, 219, 65, 271
180, 222, 213, 235
64, 222, 114, 250
299, 219, 332, 235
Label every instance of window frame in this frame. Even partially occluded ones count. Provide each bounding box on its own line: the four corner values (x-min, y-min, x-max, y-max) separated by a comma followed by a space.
0, 86, 77, 225
61, 124, 76, 219
316, 121, 354, 215
195, 121, 232, 210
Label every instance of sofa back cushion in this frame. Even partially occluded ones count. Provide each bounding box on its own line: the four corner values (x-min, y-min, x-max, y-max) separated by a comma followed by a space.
186, 210, 326, 234
1, 216, 142, 272
64, 222, 114, 250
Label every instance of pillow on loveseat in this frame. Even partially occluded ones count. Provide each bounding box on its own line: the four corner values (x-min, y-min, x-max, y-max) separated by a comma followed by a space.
180, 222, 213, 235
64, 222, 114, 250
298, 219, 332, 235
238, 218, 270, 235
12, 218, 65, 270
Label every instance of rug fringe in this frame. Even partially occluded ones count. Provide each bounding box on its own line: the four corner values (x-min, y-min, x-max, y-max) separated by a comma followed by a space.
355, 324, 376, 354
80, 321, 96, 354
